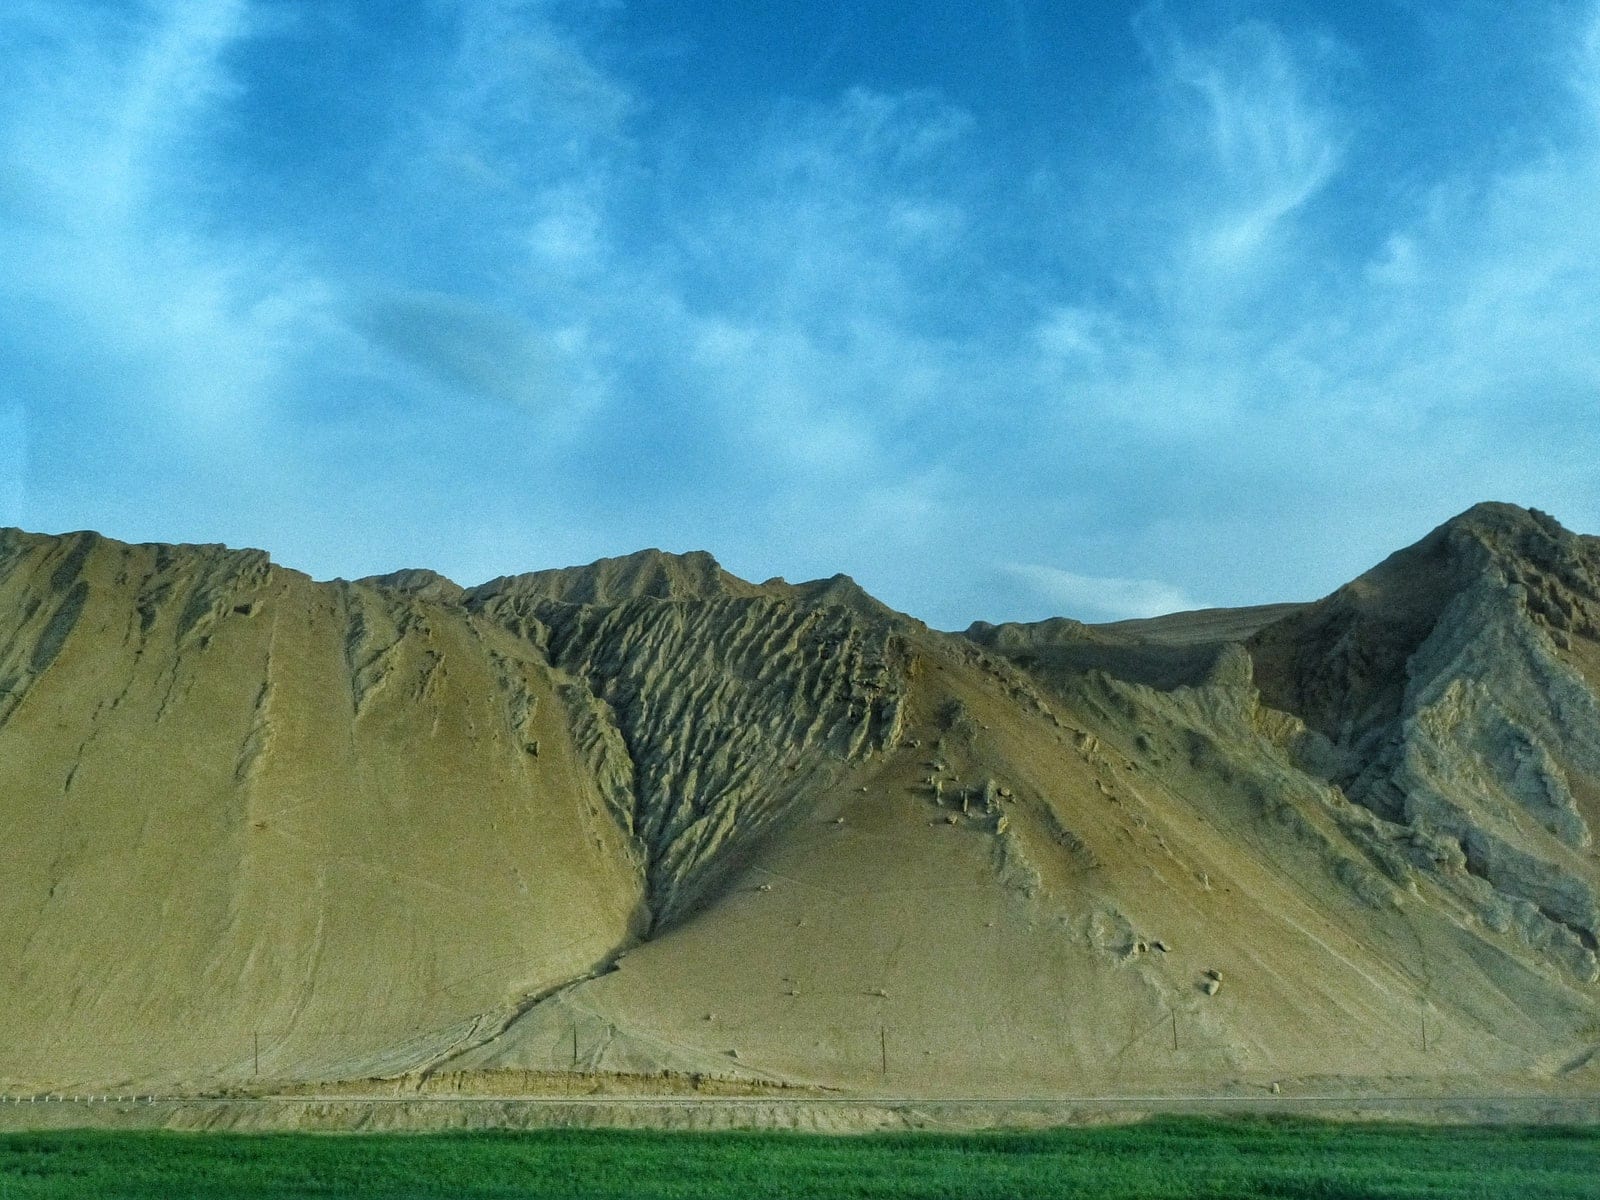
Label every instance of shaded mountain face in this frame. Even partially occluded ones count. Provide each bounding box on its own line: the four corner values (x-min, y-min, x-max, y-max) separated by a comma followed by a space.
1248, 504, 1600, 972
457, 551, 914, 926
1, 505, 1598, 1096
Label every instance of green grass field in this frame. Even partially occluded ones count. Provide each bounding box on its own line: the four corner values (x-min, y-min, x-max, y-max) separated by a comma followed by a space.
1, 1118, 1596, 1199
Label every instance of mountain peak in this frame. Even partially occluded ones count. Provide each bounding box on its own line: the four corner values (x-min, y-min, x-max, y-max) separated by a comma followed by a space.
467, 547, 763, 607
1432, 500, 1571, 557
760, 572, 906, 623
1248, 500, 1600, 749
357, 567, 465, 604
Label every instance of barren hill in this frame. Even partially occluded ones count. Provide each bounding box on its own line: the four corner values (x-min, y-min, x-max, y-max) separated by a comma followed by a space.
1, 503, 1597, 1097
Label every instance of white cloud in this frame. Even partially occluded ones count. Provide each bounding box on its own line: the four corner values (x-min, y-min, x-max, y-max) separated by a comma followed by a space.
0, 0, 333, 438
1034, 306, 1115, 362
1002, 562, 1207, 623
405, 0, 635, 226
684, 87, 976, 325
4, 0, 251, 224
772, 86, 973, 177
689, 320, 874, 473
1134, 7, 1347, 276
526, 183, 607, 269
1019, 4, 1599, 521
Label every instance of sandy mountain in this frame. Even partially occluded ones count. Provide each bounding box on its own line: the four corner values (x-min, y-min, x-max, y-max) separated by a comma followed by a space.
1, 504, 1596, 1097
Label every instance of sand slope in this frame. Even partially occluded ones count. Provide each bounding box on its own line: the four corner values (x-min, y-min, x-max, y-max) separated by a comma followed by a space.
0, 531, 642, 1089
1, 504, 1597, 1096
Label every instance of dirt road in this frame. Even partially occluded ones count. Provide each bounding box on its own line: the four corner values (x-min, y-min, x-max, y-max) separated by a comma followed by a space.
3, 1091, 1596, 1133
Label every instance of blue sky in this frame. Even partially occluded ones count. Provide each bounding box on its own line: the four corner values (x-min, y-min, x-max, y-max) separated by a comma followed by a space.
2, 1, 1598, 627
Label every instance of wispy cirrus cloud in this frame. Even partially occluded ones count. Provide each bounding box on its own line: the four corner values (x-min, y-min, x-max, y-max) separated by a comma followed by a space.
1134, 6, 1349, 276
1008, 2, 1600, 611
0, 0, 332, 448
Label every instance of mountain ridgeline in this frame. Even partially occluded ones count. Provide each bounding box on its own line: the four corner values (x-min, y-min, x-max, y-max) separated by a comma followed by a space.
1, 502, 1598, 1096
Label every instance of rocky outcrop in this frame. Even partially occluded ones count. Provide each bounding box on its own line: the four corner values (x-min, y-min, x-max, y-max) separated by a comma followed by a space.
1257, 507, 1600, 979
464, 561, 912, 925
983, 504, 1600, 983
2, 503, 1598, 1095
470, 548, 763, 608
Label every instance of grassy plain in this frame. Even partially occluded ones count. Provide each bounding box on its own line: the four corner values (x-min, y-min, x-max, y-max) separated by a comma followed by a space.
1, 1117, 1597, 1199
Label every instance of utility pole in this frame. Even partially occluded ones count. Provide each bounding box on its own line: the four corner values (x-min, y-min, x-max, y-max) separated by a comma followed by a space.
1171, 1011, 1178, 1053
879, 1025, 888, 1078
253, 1032, 259, 1078
1421, 1009, 1428, 1053
572, 1025, 579, 1071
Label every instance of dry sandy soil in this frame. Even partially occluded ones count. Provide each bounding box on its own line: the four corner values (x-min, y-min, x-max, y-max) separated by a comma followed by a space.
1, 502, 1597, 1126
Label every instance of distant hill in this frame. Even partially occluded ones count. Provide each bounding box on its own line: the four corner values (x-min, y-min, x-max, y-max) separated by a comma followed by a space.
1, 503, 1597, 1098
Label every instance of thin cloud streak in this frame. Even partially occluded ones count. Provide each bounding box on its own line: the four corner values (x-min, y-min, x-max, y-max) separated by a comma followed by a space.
1002, 563, 1208, 623
1134, 7, 1348, 274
